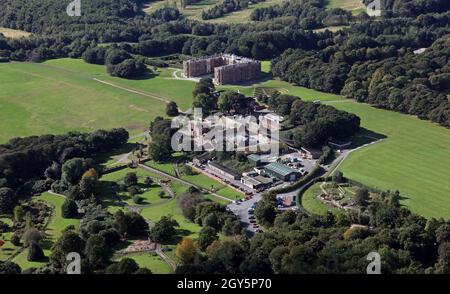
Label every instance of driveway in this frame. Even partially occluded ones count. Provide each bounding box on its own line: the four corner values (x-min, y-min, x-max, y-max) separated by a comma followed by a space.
227, 193, 261, 236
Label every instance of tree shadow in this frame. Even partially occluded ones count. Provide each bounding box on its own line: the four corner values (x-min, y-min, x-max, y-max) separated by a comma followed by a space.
349, 128, 387, 149
125, 71, 159, 81
96, 142, 141, 166
220, 72, 274, 86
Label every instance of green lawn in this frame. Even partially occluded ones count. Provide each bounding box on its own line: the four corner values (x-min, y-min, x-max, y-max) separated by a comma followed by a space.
302, 183, 339, 215
117, 252, 172, 274
0, 231, 17, 261
12, 192, 80, 270
140, 185, 203, 240
180, 171, 241, 200
100, 167, 169, 212
326, 0, 366, 15
328, 101, 450, 219
0, 59, 193, 143
0, 61, 164, 143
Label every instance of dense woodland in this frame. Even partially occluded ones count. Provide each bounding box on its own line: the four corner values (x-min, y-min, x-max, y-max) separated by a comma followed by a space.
250, 0, 354, 29
202, 0, 266, 20
258, 93, 361, 147
0, 129, 129, 213
176, 189, 450, 274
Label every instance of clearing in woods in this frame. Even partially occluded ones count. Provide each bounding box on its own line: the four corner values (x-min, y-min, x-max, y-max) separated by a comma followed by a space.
0, 27, 31, 38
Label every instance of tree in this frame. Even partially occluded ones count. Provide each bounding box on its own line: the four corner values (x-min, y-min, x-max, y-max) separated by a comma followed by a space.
79, 168, 100, 198
222, 218, 242, 236
193, 93, 217, 115
45, 162, 61, 180
62, 199, 78, 218
50, 230, 85, 269
133, 194, 143, 204
113, 210, 148, 237
0, 261, 21, 274
176, 237, 198, 264
106, 258, 141, 274
148, 134, 172, 162
193, 78, 215, 97
28, 242, 45, 262
149, 216, 179, 243
85, 235, 110, 269
166, 101, 179, 116
144, 177, 153, 186
13, 206, 25, 222
124, 172, 138, 187
0, 187, 15, 214
332, 171, 344, 184
274, 210, 296, 228
197, 226, 218, 250
218, 91, 247, 113
254, 201, 276, 227
22, 228, 42, 247
24, 211, 33, 229
353, 187, 370, 207
61, 158, 92, 186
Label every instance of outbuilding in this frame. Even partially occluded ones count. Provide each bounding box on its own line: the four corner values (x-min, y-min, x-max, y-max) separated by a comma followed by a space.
264, 162, 300, 181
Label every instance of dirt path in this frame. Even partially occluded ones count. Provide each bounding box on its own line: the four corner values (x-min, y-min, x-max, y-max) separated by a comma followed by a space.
93, 78, 171, 103
155, 243, 177, 272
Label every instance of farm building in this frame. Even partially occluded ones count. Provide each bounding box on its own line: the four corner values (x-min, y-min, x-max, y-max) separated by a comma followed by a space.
207, 161, 241, 180
264, 162, 301, 181
241, 175, 273, 190
247, 154, 264, 167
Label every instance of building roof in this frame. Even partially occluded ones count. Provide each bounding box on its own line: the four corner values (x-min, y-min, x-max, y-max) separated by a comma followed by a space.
242, 175, 272, 186
208, 161, 240, 178
264, 113, 284, 122
242, 176, 261, 186
264, 162, 299, 177
254, 175, 273, 184
247, 154, 261, 161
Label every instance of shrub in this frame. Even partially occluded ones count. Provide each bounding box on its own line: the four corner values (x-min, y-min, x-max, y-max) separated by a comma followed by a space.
27, 242, 45, 261
62, 199, 78, 218
133, 195, 143, 204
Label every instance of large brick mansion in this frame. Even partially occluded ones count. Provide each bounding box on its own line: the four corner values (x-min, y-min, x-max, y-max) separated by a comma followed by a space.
183, 54, 261, 85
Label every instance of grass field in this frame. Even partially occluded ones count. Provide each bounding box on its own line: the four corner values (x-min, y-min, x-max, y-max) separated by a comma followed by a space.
326, 0, 366, 15
327, 101, 450, 219
302, 183, 339, 215
12, 192, 80, 270
0, 27, 31, 38
117, 252, 172, 274
0, 61, 164, 143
